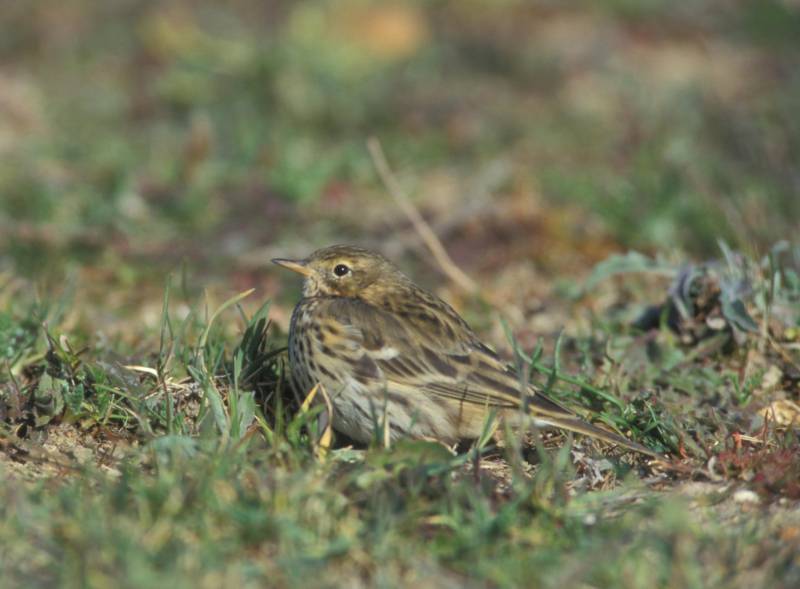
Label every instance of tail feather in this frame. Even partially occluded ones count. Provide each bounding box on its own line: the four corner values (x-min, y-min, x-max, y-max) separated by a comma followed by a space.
535, 414, 661, 458
526, 390, 660, 458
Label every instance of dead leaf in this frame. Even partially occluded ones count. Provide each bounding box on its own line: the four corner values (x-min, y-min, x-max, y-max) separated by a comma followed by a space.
759, 400, 800, 428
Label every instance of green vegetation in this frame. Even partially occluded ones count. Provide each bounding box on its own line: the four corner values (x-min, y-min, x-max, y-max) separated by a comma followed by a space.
1, 1, 799, 587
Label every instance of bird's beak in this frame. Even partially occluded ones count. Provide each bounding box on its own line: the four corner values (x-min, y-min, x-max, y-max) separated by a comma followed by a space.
271, 258, 313, 277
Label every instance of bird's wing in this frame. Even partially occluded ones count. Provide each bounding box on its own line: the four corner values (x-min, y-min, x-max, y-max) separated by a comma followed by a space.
319, 296, 659, 457
320, 296, 569, 414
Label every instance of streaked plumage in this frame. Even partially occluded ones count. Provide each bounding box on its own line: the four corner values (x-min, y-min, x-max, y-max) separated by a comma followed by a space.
273, 245, 658, 457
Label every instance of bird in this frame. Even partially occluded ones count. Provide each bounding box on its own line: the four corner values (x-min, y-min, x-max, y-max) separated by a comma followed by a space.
272, 245, 659, 457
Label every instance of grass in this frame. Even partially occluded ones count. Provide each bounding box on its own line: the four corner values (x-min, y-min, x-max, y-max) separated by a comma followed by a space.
2, 242, 799, 587
1, 1, 800, 587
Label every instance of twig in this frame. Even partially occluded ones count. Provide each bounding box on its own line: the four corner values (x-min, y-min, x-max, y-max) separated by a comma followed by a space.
299, 383, 333, 459
367, 137, 479, 296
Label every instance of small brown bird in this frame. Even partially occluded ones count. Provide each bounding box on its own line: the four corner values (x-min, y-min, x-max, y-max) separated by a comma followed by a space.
273, 245, 658, 457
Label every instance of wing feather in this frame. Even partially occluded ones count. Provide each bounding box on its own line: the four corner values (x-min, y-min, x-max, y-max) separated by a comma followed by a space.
317, 297, 554, 413
314, 296, 658, 457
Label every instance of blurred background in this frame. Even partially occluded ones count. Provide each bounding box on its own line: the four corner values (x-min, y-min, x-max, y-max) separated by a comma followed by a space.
1, 0, 798, 342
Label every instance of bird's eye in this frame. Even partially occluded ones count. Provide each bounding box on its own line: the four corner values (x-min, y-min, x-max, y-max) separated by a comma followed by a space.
333, 264, 350, 277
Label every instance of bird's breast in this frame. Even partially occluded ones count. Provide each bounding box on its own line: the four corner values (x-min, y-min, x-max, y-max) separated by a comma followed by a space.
289, 297, 362, 390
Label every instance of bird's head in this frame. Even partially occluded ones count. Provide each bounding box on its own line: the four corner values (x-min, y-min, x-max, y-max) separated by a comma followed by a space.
272, 245, 407, 299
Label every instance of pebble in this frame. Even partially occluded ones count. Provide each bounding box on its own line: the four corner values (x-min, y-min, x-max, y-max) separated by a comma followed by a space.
733, 489, 760, 505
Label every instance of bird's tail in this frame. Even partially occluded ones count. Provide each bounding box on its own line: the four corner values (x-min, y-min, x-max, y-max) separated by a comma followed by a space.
526, 391, 661, 458
534, 413, 661, 458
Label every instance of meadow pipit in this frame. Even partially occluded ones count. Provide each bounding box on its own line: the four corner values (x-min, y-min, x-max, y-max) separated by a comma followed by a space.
273, 245, 658, 457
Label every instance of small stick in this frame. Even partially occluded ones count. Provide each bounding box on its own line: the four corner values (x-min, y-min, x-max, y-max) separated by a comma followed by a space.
367, 137, 479, 296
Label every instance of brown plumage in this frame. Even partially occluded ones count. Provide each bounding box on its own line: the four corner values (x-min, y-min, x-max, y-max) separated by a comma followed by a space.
273, 245, 658, 457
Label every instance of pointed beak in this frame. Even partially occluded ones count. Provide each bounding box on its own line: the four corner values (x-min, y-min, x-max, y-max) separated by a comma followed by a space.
271, 257, 313, 277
